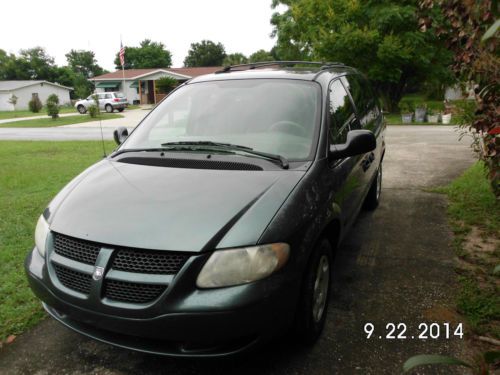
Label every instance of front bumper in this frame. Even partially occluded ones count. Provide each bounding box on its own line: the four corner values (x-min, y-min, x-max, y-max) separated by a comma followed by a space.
25, 247, 299, 357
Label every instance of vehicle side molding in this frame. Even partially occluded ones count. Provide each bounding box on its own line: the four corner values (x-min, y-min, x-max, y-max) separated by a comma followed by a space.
329, 130, 376, 159
113, 127, 129, 145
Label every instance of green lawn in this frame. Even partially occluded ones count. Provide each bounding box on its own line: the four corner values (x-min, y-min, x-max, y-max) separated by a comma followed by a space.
0, 107, 76, 120
435, 162, 500, 338
0, 141, 115, 341
385, 113, 457, 126
0, 114, 123, 128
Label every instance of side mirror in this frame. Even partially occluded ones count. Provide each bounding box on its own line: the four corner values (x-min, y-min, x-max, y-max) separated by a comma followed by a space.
113, 126, 129, 145
329, 130, 376, 159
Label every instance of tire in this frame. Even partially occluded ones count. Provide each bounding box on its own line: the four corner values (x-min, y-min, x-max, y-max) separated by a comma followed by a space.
77, 105, 86, 114
295, 237, 333, 345
363, 163, 382, 210
117, 108, 124, 112
105, 104, 113, 113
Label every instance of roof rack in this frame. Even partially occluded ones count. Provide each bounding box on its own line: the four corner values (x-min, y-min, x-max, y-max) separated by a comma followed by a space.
215, 61, 345, 74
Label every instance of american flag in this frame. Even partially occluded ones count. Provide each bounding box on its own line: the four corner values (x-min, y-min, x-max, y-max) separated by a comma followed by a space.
119, 42, 125, 67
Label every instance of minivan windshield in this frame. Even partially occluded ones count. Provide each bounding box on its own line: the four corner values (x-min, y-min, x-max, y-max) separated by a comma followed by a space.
120, 79, 321, 160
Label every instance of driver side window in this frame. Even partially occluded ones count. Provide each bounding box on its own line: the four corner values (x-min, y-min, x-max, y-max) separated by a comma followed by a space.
329, 79, 356, 145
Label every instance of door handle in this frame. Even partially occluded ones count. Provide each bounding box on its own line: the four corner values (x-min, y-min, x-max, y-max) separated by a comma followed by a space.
361, 152, 375, 171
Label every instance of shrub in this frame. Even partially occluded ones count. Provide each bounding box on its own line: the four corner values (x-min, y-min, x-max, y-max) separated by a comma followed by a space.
88, 94, 100, 118
156, 76, 178, 94
28, 96, 42, 113
398, 101, 413, 114
46, 94, 60, 119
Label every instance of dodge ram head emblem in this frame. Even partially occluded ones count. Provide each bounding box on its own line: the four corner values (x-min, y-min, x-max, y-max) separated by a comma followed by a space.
92, 266, 105, 281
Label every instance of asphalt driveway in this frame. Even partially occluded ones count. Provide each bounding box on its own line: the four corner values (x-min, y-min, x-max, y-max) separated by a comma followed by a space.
0, 125, 475, 374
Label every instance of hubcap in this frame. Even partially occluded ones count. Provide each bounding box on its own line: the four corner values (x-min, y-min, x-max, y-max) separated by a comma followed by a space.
376, 166, 382, 201
312, 255, 330, 322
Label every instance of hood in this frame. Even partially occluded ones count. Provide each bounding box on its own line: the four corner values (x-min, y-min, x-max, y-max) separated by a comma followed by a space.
48, 159, 305, 252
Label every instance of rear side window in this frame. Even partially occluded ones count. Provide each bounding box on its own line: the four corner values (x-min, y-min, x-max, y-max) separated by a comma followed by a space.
342, 74, 379, 131
105, 94, 112, 99
329, 79, 356, 144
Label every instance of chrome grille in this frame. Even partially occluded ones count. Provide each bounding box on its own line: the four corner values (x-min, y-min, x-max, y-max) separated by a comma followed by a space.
104, 280, 165, 304
54, 264, 92, 295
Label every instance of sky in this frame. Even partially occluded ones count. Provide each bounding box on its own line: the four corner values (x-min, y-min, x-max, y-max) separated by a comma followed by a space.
1, 0, 285, 71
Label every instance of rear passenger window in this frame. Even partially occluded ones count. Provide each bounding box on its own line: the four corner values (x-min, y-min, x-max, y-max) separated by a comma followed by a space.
329, 79, 356, 144
105, 94, 112, 99
343, 75, 379, 131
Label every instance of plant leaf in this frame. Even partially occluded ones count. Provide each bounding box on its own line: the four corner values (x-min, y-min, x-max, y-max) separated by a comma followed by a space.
493, 264, 500, 275
482, 19, 500, 41
484, 351, 500, 364
403, 354, 472, 373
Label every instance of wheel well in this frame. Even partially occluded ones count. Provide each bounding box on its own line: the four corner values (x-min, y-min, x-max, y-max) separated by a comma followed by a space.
321, 219, 341, 251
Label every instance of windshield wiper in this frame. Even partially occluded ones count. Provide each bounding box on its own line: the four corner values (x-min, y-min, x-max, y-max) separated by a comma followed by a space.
161, 141, 289, 169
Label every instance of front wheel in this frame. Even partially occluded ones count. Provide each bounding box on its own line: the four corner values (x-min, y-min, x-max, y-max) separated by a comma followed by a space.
295, 238, 333, 345
77, 105, 86, 114
105, 104, 113, 113
363, 164, 382, 210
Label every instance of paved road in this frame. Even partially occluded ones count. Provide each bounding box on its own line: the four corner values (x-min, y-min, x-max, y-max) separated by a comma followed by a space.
0, 109, 149, 140
0, 126, 475, 374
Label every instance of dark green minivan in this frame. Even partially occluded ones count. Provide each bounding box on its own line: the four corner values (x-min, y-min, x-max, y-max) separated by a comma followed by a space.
26, 62, 385, 357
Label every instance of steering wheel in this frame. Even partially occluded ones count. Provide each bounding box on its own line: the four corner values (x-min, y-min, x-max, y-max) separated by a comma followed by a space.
269, 120, 307, 137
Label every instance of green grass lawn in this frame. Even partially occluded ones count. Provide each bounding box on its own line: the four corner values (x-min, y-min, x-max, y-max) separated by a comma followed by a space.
0, 141, 115, 341
435, 162, 500, 338
0, 107, 76, 120
0, 113, 123, 128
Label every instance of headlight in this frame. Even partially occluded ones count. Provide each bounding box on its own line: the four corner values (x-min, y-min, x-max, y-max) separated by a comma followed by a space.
196, 243, 290, 288
34, 215, 50, 256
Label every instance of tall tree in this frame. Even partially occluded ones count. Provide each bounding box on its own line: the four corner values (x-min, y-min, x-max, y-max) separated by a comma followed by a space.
223, 53, 248, 66
183, 40, 226, 67
248, 49, 274, 63
0, 49, 18, 80
65, 49, 104, 78
17, 47, 57, 80
271, 0, 453, 111
113, 39, 172, 69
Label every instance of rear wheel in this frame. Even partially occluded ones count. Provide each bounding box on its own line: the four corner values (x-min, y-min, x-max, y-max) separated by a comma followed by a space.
77, 105, 86, 114
295, 238, 332, 345
363, 164, 382, 210
105, 104, 113, 113
117, 108, 124, 112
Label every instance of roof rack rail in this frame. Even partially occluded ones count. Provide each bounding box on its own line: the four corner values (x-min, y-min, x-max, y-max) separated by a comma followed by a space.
215, 61, 345, 74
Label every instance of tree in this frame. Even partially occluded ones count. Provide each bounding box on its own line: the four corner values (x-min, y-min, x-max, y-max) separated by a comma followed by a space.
248, 49, 274, 63
17, 47, 57, 80
183, 40, 226, 67
8, 94, 18, 112
223, 53, 248, 66
0, 50, 19, 80
421, 0, 499, 196
65, 50, 104, 78
113, 39, 172, 69
270, 0, 453, 111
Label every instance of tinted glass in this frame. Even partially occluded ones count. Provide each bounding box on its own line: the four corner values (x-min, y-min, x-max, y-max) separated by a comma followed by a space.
115, 92, 125, 98
329, 79, 356, 144
343, 75, 379, 131
122, 79, 321, 160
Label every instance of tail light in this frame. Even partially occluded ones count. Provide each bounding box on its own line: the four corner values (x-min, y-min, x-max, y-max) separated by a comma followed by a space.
113, 98, 120, 102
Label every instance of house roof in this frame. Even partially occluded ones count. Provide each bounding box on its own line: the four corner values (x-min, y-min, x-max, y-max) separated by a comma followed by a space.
0, 80, 72, 91
92, 67, 222, 81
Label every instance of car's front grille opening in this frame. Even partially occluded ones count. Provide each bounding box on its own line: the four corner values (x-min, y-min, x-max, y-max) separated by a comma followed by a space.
111, 248, 188, 274
54, 264, 92, 295
103, 280, 165, 304
53, 232, 100, 265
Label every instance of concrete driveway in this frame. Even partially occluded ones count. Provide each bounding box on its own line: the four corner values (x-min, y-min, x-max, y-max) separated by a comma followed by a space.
0, 126, 475, 374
